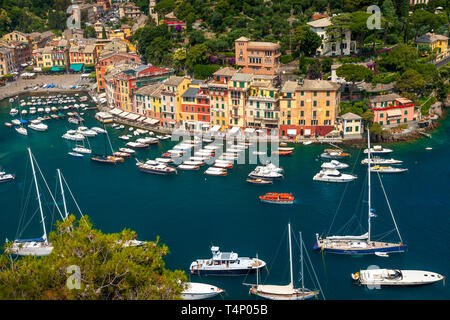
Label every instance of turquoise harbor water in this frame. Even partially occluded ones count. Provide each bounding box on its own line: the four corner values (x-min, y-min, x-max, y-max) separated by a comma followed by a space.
0, 94, 449, 300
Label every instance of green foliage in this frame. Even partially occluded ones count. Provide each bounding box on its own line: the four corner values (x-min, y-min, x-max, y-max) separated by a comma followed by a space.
293, 25, 322, 56
394, 69, 426, 96
84, 26, 96, 39
378, 44, 418, 72
193, 64, 220, 79
186, 43, 209, 72
280, 54, 294, 64
420, 96, 437, 115
0, 215, 187, 299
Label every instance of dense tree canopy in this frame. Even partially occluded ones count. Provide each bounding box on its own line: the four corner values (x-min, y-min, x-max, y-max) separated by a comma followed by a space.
0, 215, 187, 300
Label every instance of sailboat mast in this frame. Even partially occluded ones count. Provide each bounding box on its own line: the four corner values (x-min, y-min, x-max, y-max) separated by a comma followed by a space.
57, 169, 68, 219
367, 129, 372, 243
256, 253, 259, 287
300, 231, 304, 293
288, 223, 293, 288
28, 148, 47, 243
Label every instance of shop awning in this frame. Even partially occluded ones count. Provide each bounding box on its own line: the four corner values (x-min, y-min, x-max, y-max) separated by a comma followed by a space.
228, 126, 241, 135
136, 116, 146, 122
119, 111, 130, 118
109, 108, 123, 115
287, 129, 297, 136
143, 118, 159, 125
210, 125, 221, 132
304, 129, 311, 136
51, 66, 64, 72
69, 63, 84, 72
126, 113, 140, 121
387, 109, 402, 117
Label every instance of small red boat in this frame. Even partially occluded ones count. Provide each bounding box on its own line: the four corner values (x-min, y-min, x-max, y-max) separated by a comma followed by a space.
273, 150, 293, 156
259, 193, 294, 204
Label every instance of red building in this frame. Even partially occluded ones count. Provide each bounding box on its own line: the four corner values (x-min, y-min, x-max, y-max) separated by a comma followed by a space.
96, 51, 141, 92
180, 82, 210, 131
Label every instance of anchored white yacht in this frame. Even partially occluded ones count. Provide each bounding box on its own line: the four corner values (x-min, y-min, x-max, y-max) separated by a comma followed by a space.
190, 246, 266, 276
181, 282, 224, 300
321, 160, 349, 170
313, 169, 356, 182
364, 145, 393, 154
352, 269, 445, 286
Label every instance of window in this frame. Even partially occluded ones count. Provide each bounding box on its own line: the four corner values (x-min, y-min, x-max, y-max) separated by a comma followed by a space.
326, 100, 330, 106
355, 126, 359, 132
300, 101, 304, 107
300, 111, 304, 117
380, 113, 384, 118
313, 101, 317, 107
326, 111, 330, 117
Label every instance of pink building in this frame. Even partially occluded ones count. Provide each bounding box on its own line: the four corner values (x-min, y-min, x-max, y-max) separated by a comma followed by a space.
369, 93, 416, 127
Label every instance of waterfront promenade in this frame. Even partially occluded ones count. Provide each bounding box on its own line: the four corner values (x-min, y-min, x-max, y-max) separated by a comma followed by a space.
0, 74, 89, 100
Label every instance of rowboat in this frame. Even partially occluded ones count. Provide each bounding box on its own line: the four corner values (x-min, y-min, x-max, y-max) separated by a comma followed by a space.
246, 178, 273, 185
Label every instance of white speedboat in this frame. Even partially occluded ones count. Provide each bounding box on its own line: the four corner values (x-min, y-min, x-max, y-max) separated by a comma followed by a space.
183, 160, 204, 166
73, 146, 92, 154
370, 165, 408, 173
119, 147, 135, 154
313, 169, 357, 182
248, 164, 283, 179
91, 127, 107, 134
178, 164, 200, 170
205, 167, 227, 176
190, 246, 266, 276
352, 269, 445, 287
77, 127, 97, 137
303, 141, 313, 145
15, 127, 28, 136
11, 119, 21, 125
28, 121, 48, 132
181, 282, 224, 300
21, 110, 27, 115
0, 173, 15, 183
62, 132, 85, 141
364, 145, 393, 154
361, 157, 403, 165
136, 137, 158, 145
321, 160, 349, 170
137, 161, 177, 175
10, 108, 18, 116
29, 107, 37, 114
155, 157, 173, 164
126, 142, 148, 149
119, 135, 130, 140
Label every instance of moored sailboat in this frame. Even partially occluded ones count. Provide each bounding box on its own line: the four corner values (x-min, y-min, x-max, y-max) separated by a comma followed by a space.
247, 225, 321, 300
314, 129, 406, 255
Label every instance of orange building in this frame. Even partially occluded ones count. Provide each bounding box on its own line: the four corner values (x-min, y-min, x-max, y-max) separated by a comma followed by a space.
235, 37, 281, 76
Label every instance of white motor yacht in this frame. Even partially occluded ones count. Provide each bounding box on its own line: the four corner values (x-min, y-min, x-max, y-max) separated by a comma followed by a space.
361, 157, 403, 165
364, 145, 393, 154
352, 269, 444, 287
370, 165, 408, 173
181, 282, 224, 300
313, 169, 357, 182
321, 160, 349, 170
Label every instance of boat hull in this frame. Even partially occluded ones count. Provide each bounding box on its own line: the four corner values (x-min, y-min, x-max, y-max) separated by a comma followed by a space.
190, 267, 262, 276
313, 242, 407, 255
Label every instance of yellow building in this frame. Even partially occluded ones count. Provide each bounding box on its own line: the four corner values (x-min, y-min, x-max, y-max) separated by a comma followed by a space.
279, 79, 341, 138
162, 75, 190, 123
1, 31, 29, 44
208, 67, 237, 131
227, 72, 253, 128
245, 76, 280, 132
415, 33, 449, 60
